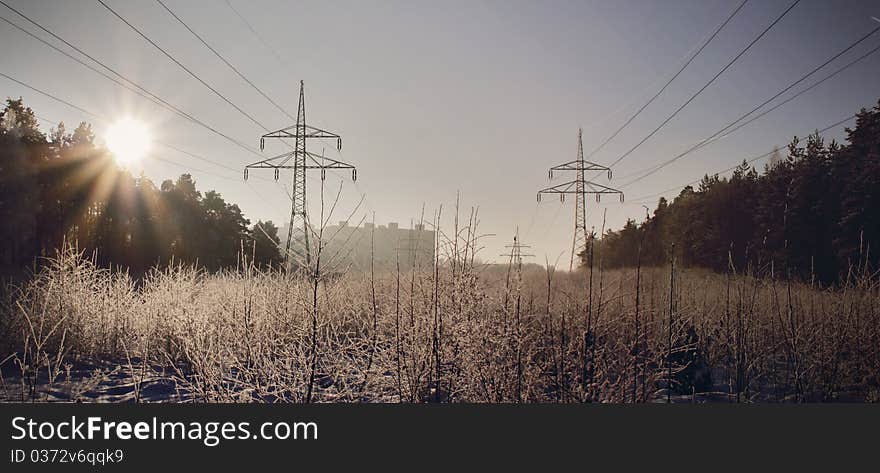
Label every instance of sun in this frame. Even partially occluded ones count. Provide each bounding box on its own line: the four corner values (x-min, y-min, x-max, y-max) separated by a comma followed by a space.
105, 118, 152, 165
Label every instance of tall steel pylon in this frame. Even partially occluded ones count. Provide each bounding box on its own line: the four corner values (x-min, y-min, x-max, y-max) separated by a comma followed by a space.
244, 80, 356, 267
538, 129, 623, 271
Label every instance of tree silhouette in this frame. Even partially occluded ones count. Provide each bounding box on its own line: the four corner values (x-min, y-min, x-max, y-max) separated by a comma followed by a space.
0, 99, 285, 277
592, 99, 880, 285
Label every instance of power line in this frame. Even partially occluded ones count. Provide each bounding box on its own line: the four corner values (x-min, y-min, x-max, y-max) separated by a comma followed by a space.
196, 0, 373, 213
154, 0, 295, 122
2, 70, 260, 178
0, 0, 260, 157
585, 0, 749, 161
34, 114, 286, 217
0, 71, 98, 119
223, 0, 286, 66
3, 69, 321, 204
33, 113, 240, 181
97, 0, 271, 133
156, 142, 241, 174
537, 129, 623, 271
621, 39, 880, 188
244, 81, 357, 266
710, 45, 879, 140
0, 13, 167, 112
151, 155, 238, 180
1, 10, 254, 164
604, 0, 801, 169
2, 9, 268, 162
628, 112, 858, 203
620, 24, 880, 187
213, 0, 382, 221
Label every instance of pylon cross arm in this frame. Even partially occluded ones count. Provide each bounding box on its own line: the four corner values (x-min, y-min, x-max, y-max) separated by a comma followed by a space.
244, 151, 296, 168
305, 151, 355, 169
538, 180, 578, 194
244, 151, 356, 169
583, 181, 625, 197
550, 160, 610, 172
548, 160, 612, 180
537, 179, 624, 202
261, 125, 342, 141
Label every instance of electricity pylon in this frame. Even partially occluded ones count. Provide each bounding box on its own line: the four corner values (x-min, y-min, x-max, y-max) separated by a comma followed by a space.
538, 129, 623, 271
500, 228, 533, 403
500, 229, 534, 271
501, 230, 533, 294
500, 228, 533, 311
244, 80, 356, 267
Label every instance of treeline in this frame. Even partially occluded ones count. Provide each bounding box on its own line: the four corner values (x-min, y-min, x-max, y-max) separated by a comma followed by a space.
592, 99, 880, 285
0, 98, 284, 276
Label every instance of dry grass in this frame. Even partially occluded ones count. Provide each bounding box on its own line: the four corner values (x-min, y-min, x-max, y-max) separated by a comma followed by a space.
1, 244, 878, 403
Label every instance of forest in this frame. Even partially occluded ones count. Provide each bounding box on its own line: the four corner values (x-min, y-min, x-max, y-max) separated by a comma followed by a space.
3, 96, 880, 286
0, 98, 284, 278
595, 99, 880, 285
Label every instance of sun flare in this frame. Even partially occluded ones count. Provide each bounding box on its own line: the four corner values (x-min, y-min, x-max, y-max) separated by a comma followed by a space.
105, 118, 151, 165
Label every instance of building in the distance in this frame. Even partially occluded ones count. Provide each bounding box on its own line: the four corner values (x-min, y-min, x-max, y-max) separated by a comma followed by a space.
279, 221, 435, 271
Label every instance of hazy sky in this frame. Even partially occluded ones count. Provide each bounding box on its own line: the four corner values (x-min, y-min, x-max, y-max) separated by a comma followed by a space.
2, 0, 879, 265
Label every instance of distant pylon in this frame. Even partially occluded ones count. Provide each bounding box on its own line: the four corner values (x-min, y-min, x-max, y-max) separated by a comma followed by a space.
500, 228, 534, 271
500, 227, 534, 309
538, 129, 623, 271
243, 80, 356, 268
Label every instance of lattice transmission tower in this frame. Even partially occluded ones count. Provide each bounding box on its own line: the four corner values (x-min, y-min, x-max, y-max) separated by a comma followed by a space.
500, 228, 534, 302
244, 80, 356, 267
500, 229, 534, 272
538, 129, 623, 271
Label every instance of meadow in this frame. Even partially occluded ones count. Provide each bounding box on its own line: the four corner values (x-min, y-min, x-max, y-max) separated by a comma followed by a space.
1, 242, 877, 403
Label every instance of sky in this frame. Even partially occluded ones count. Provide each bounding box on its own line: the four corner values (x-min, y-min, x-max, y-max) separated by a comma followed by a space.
1, 0, 879, 265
